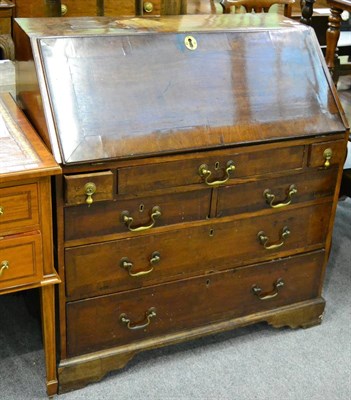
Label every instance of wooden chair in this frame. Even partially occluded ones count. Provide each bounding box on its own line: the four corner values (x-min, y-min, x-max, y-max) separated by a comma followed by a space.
220, 0, 295, 17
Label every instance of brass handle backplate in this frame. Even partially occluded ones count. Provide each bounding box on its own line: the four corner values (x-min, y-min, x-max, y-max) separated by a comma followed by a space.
323, 148, 333, 168
120, 307, 157, 330
264, 184, 297, 209
199, 160, 235, 186
0, 206, 4, 216
0, 260, 9, 278
257, 226, 290, 250
61, 4, 68, 15
252, 278, 285, 300
84, 182, 96, 206
143, 1, 154, 12
120, 251, 160, 277
121, 206, 161, 232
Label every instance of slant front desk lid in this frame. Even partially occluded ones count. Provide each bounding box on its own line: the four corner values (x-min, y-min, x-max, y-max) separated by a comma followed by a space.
15, 14, 347, 165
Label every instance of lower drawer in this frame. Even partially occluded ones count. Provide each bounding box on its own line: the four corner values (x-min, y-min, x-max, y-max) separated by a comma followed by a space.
66, 250, 324, 357
0, 232, 43, 291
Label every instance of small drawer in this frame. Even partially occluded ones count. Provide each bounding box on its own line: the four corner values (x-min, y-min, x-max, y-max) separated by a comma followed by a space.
64, 188, 211, 241
118, 145, 305, 194
217, 168, 337, 217
65, 202, 331, 300
0, 183, 39, 235
0, 232, 43, 291
64, 171, 114, 206
66, 250, 324, 357
308, 139, 346, 169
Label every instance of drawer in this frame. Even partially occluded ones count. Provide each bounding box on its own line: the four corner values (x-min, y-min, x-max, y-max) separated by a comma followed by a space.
118, 145, 305, 194
66, 250, 324, 356
0, 183, 39, 235
64, 171, 114, 206
217, 168, 337, 218
65, 202, 331, 300
308, 139, 346, 169
64, 188, 211, 241
0, 232, 43, 291
61, 0, 135, 17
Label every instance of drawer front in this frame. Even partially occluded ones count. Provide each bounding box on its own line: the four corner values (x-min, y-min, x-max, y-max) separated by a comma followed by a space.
64, 188, 211, 241
61, 0, 135, 17
66, 250, 324, 356
308, 139, 346, 169
0, 183, 39, 235
65, 202, 331, 300
217, 168, 337, 218
118, 145, 305, 194
64, 171, 114, 206
0, 232, 43, 291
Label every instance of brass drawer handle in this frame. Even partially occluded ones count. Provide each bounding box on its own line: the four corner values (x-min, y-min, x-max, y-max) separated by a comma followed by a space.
323, 148, 333, 168
0, 260, 9, 278
263, 184, 297, 209
121, 206, 161, 232
0, 206, 4, 216
257, 226, 290, 250
84, 182, 96, 206
120, 307, 157, 330
120, 251, 160, 277
198, 161, 235, 186
252, 278, 284, 300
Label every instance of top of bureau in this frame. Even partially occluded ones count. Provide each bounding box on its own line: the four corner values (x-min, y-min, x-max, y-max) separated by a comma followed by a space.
0, 93, 61, 183
14, 14, 348, 166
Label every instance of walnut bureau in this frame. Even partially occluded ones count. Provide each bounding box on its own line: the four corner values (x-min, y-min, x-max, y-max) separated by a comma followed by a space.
0, 93, 61, 395
14, 14, 349, 393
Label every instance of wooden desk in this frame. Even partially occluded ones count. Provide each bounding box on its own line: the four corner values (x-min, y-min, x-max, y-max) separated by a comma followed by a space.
0, 93, 61, 396
326, 0, 351, 77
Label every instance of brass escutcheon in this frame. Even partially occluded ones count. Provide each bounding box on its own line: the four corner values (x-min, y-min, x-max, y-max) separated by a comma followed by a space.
323, 148, 333, 168
84, 182, 96, 206
0, 206, 4, 216
185, 35, 197, 51
252, 278, 285, 300
120, 307, 157, 330
143, 1, 154, 12
0, 260, 9, 278
61, 4, 68, 15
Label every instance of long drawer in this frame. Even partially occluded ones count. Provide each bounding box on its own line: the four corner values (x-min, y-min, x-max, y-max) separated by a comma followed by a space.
65, 202, 331, 300
66, 250, 325, 357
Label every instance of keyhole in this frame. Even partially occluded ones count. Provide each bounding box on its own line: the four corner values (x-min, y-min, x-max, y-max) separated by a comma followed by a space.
215, 161, 220, 170
209, 228, 214, 237
139, 204, 144, 212
188, 38, 193, 48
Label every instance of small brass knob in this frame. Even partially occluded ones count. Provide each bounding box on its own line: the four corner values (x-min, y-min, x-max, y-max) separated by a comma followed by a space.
323, 148, 333, 168
84, 182, 96, 206
61, 4, 68, 16
144, 1, 154, 12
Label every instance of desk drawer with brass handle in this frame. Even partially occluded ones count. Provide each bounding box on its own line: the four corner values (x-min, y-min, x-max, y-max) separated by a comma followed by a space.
66, 250, 324, 357
64, 202, 331, 300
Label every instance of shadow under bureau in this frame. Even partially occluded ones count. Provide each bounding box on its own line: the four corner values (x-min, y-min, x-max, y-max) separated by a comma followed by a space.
14, 14, 349, 393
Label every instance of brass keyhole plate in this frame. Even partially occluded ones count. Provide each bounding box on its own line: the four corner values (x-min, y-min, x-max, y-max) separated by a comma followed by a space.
184, 35, 197, 51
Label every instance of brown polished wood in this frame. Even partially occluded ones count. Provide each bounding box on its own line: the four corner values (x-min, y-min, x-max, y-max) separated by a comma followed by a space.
0, 93, 61, 396
13, 14, 349, 393
220, 0, 294, 16
0, 0, 14, 59
325, 0, 351, 81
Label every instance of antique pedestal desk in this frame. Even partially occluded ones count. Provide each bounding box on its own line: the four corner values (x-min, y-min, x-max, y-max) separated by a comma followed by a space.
0, 93, 61, 395
13, 14, 349, 392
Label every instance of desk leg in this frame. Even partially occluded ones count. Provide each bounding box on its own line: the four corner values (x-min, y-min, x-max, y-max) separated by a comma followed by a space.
40, 285, 58, 396
326, 6, 343, 82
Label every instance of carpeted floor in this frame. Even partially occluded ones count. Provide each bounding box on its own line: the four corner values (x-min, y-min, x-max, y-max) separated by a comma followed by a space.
0, 198, 350, 400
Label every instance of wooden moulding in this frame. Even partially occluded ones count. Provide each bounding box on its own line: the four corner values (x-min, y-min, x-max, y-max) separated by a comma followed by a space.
58, 297, 325, 393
